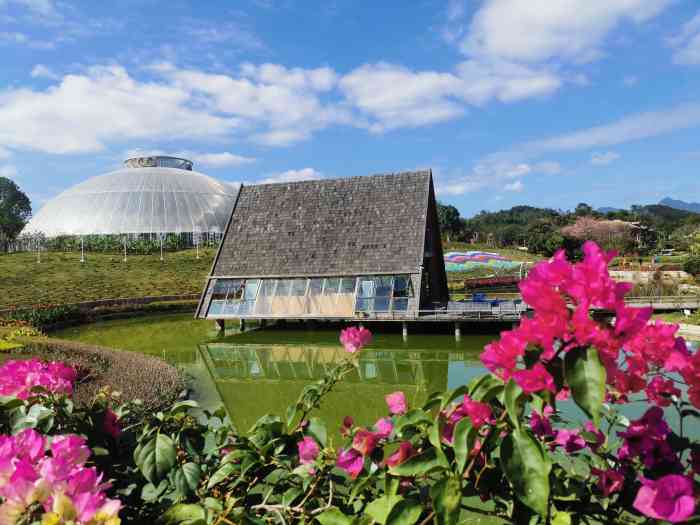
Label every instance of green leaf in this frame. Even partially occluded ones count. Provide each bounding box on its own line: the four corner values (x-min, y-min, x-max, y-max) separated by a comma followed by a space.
386, 499, 423, 525
308, 417, 328, 447
206, 463, 236, 489
431, 476, 462, 525
564, 346, 606, 426
180, 462, 202, 495
137, 434, 177, 484
388, 449, 448, 477
452, 416, 474, 474
316, 507, 353, 525
500, 428, 551, 517
504, 379, 524, 430
169, 400, 200, 414
395, 409, 433, 432
159, 503, 206, 525
365, 495, 404, 525
282, 487, 303, 506
141, 481, 168, 502
468, 374, 504, 403
552, 511, 572, 525
440, 385, 469, 411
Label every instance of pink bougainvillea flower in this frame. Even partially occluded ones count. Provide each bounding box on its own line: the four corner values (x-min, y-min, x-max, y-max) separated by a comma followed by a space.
50, 435, 90, 468
512, 363, 556, 394
554, 429, 586, 453
385, 391, 407, 415
352, 429, 380, 457
530, 409, 554, 439
385, 442, 415, 468
633, 475, 696, 523
13, 428, 46, 463
0, 359, 75, 399
374, 418, 393, 439
618, 407, 679, 469
336, 448, 364, 479
339, 327, 372, 354
102, 409, 122, 439
297, 436, 320, 465
645, 376, 681, 407
591, 468, 625, 497
458, 395, 492, 428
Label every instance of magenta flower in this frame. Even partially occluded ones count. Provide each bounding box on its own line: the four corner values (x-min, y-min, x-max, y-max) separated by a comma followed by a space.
645, 376, 681, 407
297, 436, 320, 465
385, 442, 415, 468
459, 395, 492, 428
102, 409, 122, 439
618, 407, 679, 469
51, 435, 90, 467
591, 468, 625, 497
633, 475, 696, 523
352, 429, 380, 456
336, 448, 364, 479
340, 416, 354, 437
512, 363, 556, 394
374, 418, 393, 439
339, 326, 372, 354
385, 391, 407, 415
583, 421, 605, 452
554, 429, 585, 453
0, 359, 75, 399
530, 409, 554, 439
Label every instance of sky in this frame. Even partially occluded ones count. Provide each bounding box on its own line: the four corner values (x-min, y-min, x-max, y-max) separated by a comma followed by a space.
1, 0, 700, 217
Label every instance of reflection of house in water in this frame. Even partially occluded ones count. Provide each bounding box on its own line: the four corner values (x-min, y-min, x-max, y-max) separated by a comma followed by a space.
198, 343, 475, 433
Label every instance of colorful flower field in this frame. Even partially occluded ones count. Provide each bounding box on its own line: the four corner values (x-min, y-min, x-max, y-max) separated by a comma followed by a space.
444, 251, 523, 272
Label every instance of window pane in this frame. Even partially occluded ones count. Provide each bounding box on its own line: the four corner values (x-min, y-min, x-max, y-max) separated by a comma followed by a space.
323, 278, 340, 295
393, 276, 409, 297
276, 279, 292, 296
290, 279, 307, 296
393, 297, 409, 311
244, 279, 260, 300
376, 276, 393, 297
260, 280, 276, 296
357, 278, 375, 298
309, 279, 323, 295
340, 277, 356, 294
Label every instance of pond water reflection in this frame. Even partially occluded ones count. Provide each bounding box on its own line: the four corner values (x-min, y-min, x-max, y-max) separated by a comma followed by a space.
53, 313, 699, 438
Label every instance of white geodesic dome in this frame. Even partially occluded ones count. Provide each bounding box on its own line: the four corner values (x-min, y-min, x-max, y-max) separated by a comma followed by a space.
23, 157, 239, 237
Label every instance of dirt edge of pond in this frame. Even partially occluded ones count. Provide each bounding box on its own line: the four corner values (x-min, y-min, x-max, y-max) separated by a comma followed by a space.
7, 337, 186, 412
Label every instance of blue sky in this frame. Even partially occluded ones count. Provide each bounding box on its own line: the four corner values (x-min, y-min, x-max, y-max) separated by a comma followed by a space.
1, 0, 700, 217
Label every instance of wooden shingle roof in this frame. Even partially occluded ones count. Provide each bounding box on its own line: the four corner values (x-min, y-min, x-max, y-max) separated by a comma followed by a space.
211, 171, 433, 278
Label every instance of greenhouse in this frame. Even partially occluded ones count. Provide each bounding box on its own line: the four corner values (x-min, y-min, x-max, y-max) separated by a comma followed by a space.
20, 156, 239, 254
196, 170, 450, 321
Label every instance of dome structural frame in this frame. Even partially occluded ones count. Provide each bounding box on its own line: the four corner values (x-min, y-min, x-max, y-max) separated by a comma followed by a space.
23, 156, 239, 239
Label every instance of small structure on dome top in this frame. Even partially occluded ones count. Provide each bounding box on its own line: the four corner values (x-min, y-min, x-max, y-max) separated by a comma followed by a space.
196, 171, 450, 325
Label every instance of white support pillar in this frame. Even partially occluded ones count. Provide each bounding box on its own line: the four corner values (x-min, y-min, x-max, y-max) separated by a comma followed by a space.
160, 236, 164, 262
123, 236, 127, 263
455, 323, 462, 341
402, 321, 408, 341
80, 237, 85, 264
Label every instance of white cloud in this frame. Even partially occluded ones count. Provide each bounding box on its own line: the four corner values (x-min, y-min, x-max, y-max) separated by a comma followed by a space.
670, 11, 700, 65
523, 103, 700, 153
462, 0, 672, 64
259, 168, 322, 184
339, 61, 559, 132
0, 31, 54, 48
0, 65, 238, 154
0, 165, 18, 179
30, 64, 57, 79
0, 0, 57, 18
532, 161, 561, 175
590, 151, 621, 166
188, 152, 255, 168
504, 179, 524, 192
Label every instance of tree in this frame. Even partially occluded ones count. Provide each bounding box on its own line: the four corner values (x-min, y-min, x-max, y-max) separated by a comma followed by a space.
0, 177, 31, 252
436, 201, 462, 242
525, 220, 565, 256
574, 202, 594, 216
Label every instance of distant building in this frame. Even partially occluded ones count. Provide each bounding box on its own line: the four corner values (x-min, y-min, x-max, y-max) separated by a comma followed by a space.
196, 171, 449, 321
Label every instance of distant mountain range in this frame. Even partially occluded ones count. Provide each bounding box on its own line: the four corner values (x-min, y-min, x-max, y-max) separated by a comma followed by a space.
659, 197, 700, 214
597, 206, 622, 213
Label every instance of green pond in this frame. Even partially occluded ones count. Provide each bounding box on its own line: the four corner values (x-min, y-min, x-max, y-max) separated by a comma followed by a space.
53, 314, 497, 434
53, 313, 697, 438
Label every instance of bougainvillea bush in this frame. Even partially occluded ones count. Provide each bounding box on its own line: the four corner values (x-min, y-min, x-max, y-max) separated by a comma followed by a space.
2, 241, 700, 524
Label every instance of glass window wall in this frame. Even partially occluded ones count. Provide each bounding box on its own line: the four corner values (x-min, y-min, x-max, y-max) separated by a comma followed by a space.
205, 274, 413, 318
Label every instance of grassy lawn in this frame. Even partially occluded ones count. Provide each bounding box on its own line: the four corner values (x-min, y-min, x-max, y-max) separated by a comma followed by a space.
0, 249, 216, 309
